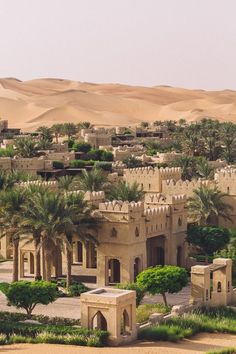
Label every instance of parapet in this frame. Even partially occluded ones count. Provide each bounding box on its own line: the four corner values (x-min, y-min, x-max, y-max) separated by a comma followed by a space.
99, 200, 144, 214
145, 193, 186, 205
144, 205, 170, 218
17, 180, 58, 188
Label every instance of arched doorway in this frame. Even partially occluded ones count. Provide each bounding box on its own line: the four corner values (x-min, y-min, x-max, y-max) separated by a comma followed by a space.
120, 309, 131, 335
177, 246, 182, 266
108, 259, 120, 284
92, 311, 107, 331
156, 247, 165, 266
134, 257, 141, 281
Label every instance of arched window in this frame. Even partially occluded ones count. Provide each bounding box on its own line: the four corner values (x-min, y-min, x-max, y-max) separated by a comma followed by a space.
206, 289, 209, 301
111, 227, 117, 238
217, 281, 222, 293
135, 227, 139, 237
178, 217, 182, 226
228, 281, 230, 292
120, 309, 131, 335
92, 311, 107, 331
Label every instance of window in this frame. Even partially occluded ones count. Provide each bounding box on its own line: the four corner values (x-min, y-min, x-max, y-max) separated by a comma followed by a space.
178, 217, 182, 226
111, 227, 117, 238
217, 281, 222, 293
135, 227, 139, 237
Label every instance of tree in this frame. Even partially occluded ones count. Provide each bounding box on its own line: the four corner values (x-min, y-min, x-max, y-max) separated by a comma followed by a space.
136, 266, 188, 306
188, 186, 233, 225
63, 123, 77, 139
22, 192, 74, 281
0, 189, 26, 281
36, 126, 53, 142
186, 225, 230, 262
116, 282, 145, 307
77, 168, 109, 192
196, 158, 214, 180
72, 141, 91, 153
14, 137, 38, 158
109, 181, 144, 202
1, 281, 57, 318
58, 176, 75, 191
77, 121, 93, 130
172, 155, 197, 181
220, 122, 236, 163
51, 124, 64, 144
140, 121, 149, 129
123, 155, 142, 168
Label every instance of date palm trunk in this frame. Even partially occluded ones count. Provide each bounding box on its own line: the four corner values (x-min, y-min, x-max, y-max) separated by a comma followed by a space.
12, 238, 19, 282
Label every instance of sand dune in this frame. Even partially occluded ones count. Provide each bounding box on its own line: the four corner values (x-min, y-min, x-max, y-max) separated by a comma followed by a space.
0, 78, 236, 131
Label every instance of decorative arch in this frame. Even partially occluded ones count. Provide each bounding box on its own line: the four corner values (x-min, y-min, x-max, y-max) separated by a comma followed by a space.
120, 309, 131, 335
92, 311, 107, 331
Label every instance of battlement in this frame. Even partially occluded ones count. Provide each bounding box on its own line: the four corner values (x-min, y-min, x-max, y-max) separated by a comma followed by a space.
99, 200, 144, 214
17, 180, 58, 188
216, 168, 236, 179
145, 193, 186, 205
162, 178, 215, 197
144, 205, 170, 218
124, 166, 181, 177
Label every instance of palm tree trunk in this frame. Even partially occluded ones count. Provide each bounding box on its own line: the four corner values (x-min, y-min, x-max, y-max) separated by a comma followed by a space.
12, 239, 19, 282
66, 247, 72, 288
34, 238, 41, 280
45, 248, 52, 281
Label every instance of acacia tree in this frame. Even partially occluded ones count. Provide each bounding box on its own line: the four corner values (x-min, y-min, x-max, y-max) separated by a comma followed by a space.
136, 265, 188, 306
186, 225, 230, 262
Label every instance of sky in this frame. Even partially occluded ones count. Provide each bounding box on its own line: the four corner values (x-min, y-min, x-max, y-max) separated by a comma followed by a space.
0, 0, 235, 89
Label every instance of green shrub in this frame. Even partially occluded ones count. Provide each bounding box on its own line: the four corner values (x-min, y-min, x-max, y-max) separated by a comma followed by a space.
101, 151, 113, 161
0, 320, 108, 346
136, 304, 171, 323
72, 141, 91, 153
94, 161, 112, 171
69, 159, 87, 168
0, 334, 7, 345
52, 160, 64, 169
3, 281, 58, 317
116, 282, 145, 307
138, 324, 190, 342
68, 283, 88, 297
206, 349, 236, 354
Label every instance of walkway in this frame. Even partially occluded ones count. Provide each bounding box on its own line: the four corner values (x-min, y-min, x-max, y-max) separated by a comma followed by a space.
0, 333, 236, 354
0, 261, 191, 319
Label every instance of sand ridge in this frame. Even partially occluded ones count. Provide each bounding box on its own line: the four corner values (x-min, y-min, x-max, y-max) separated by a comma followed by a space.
0, 78, 236, 131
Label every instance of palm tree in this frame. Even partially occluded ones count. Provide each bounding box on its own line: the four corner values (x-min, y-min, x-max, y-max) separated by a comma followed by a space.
0, 189, 26, 281
36, 126, 53, 142
15, 137, 38, 158
188, 186, 233, 225
51, 124, 64, 144
196, 158, 214, 180
63, 192, 98, 287
109, 181, 144, 202
23, 191, 74, 281
77, 168, 109, 192
220, 122, 236, 163
77, 121, 93, 130
58, 176, 75, 191
63, 123, 77, 139
172, 156, 196, 181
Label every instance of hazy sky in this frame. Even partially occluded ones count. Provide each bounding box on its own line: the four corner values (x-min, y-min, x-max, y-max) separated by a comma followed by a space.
0, 0, 235, 89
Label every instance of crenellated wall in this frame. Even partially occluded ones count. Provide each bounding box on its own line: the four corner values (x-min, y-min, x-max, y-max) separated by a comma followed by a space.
162, 178, 215, 198
124, 166, 181, 193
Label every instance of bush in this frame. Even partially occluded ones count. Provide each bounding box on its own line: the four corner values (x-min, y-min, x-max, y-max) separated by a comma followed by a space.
72, 141, 91, 153
52, 160, 64, 169
138, 324, 190, 342
101, 151, 113, 161
206, 349, 236, 354
68, 283, 89, 297
116, 282, 145, 307
0, 311, 80, 326
136, 304, 171, 323
0, 320, 108, 346
2, 281, 58, 317
69, 159, 87, 168
94, 161, 112, 171
0, 334, 7, 345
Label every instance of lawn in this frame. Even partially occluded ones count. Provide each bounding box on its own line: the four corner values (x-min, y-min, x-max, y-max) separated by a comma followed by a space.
136, 303, 171, 323
139, 307, 236, 342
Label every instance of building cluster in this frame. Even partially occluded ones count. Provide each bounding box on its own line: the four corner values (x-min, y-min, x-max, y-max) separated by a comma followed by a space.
0, 120, 236, 289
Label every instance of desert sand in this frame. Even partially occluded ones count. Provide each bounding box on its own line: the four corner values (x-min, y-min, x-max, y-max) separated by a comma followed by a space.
0, 333, 236, 354
1, 78, 236, 132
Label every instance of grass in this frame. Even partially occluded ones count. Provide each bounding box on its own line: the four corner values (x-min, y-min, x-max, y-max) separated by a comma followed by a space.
206, 349, 236, 354
138, 307, 236, 342
0, 314, 108, 347
136, 304, 171, 324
